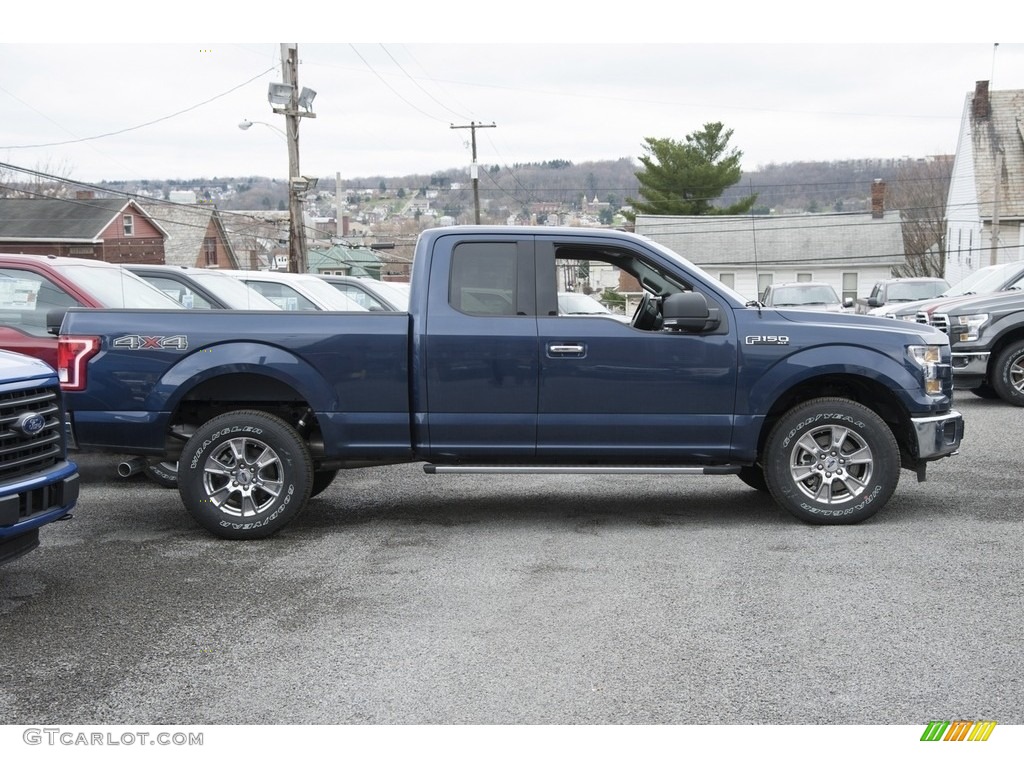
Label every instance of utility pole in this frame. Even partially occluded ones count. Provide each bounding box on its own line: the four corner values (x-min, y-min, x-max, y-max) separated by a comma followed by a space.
450, 121, 496, 224
270, 44, 317, 273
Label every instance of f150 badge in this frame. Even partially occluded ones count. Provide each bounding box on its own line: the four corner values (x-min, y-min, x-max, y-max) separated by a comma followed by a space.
113, 334, 189, 351
745, 335, 789, 345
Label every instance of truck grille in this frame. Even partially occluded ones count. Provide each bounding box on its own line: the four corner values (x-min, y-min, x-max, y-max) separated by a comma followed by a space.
915, 311, 949, 335
0, 386, 63, 483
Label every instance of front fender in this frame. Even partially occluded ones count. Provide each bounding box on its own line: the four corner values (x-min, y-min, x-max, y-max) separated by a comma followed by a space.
738, 343, 930, 416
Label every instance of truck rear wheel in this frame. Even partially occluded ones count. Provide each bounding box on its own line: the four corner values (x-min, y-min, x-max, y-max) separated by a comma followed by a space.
178, 410, 313, 539
143, 460, 179, 488
763, 398, 899, 525
991, 340, 1024, 406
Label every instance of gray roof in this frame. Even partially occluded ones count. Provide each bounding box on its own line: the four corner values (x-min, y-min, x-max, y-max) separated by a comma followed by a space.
635, 211, 905, 269
0, 197, 164, 242
308, 244, 383, 277
969, 89, 1024, 219
143, 201, 238, 268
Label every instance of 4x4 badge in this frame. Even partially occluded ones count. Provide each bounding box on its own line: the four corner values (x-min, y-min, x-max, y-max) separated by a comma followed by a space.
113, 335, 189, 351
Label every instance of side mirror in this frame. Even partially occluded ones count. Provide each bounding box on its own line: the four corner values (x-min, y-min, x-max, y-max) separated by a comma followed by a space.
843, 297, 854, 308
867, 296, 882, 307
46, 308, 68, 336
662, 292, 720, 332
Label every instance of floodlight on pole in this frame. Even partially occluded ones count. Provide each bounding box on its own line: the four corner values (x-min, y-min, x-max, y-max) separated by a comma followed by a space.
263, 44, 317, 274
298, 87, 317, 112
267, 82, 294, 107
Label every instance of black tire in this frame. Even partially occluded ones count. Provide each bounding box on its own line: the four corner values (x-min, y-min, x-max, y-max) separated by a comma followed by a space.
178, 410, 313, 540
763, 398, 899, 525
737, 465, 769, 492
310, 469, 338, 498
991, 340, 1024, 406
143, 460, 179, 488
970, 384, 1000, 400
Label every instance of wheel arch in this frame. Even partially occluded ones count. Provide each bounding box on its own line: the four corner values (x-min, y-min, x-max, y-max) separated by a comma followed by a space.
754, 374, 914, 466
986, 326, 1024, 377
151, 343, 338, 457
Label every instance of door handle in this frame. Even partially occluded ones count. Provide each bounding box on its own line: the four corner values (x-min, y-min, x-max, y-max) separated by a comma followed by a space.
547, 343, 586, 357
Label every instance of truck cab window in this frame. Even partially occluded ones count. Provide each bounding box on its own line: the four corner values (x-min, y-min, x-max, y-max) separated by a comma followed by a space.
552, 248, 687, 330
449, 242, 519, 316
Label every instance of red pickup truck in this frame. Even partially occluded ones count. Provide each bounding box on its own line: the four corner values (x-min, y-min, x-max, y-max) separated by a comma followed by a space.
0, 253, 182, 370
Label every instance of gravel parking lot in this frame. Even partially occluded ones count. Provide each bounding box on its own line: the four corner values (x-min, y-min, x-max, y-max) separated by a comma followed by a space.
0, 393, 1020, 727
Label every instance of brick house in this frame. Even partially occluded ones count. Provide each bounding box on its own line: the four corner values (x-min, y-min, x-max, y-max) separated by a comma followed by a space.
0, 194, 167, 263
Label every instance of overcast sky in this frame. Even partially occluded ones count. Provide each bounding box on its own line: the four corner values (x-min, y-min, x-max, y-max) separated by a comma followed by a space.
2, 9, 1020, 188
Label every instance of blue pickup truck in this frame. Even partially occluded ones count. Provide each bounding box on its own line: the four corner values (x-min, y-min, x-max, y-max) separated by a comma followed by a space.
0, 349, 79, 564
56, 226, 964, 538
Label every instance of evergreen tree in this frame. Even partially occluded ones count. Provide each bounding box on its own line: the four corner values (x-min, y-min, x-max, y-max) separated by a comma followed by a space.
625, 122, 756, 221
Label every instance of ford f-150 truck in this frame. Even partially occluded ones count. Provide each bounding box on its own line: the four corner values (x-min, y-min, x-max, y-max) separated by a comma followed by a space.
54, 226, 964, 539
0, 349, 80, 564
918, 289, 1024, 405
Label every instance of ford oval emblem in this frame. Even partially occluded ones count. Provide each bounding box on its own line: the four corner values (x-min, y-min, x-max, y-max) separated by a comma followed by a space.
15, 412, 47, 437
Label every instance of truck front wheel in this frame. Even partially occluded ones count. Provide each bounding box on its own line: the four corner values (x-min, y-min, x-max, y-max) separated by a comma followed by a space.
178, 410, 313, 539
991, 340, 1024, 406
763, 398, 899, 525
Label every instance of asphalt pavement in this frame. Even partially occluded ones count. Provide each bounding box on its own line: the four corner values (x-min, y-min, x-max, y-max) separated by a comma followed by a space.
0, 393, 1020, 727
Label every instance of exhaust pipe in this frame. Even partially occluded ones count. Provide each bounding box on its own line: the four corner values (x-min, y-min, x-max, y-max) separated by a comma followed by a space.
117, 457, 147, 478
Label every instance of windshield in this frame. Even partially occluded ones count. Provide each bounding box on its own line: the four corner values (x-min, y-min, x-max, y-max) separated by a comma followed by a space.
190, 272, 282, 310
366, 280, 410, 310
769, 285, 839, 306
292, 275, 368, 311
637, 234, 748, 305
887, 281, 949, 301
558, 292, 613, 315
56, 263, 183, 308
948, 263, 1024, 295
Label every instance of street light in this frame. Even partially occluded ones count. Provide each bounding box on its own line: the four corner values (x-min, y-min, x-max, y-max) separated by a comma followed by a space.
238, 119, 286, 139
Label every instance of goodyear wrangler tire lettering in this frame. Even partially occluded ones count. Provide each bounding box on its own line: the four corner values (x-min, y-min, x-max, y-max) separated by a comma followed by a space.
763, 397, 899, 525
143, 460, 180, 488
177, 410, 313, 540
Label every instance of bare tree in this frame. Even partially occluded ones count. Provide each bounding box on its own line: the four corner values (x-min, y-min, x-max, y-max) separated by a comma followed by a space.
0, 159, 78, 199
887, 156, 953, 277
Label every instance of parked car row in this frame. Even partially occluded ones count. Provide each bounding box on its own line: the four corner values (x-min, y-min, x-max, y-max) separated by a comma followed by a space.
879, 264, 1024, 323
0, 252, 410, 562
0, 254, 184, 369
759, 281, 854, 313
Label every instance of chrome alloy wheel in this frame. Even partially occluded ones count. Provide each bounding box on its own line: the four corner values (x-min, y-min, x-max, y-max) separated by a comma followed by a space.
201, 436, 285, 518
788, 424, 874, 504
1008, 351, 1024, 395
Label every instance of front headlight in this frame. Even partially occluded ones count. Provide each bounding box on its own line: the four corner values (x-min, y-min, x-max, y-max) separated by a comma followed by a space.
907, 344, 943, 395
954, 313, 989, 342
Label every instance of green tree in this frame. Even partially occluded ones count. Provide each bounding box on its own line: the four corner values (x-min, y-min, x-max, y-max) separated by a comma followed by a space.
625, 122, 756, 221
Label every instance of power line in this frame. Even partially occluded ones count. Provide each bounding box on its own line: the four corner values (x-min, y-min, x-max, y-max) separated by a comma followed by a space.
0, 66, 275, 150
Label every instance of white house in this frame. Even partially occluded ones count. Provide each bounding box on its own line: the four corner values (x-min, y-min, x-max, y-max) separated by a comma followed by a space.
944, 81, 1024, 285
634, 181, 904, 303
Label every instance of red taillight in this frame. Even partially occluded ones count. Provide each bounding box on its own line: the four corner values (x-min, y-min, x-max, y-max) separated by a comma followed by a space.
57, 335, 100, 391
